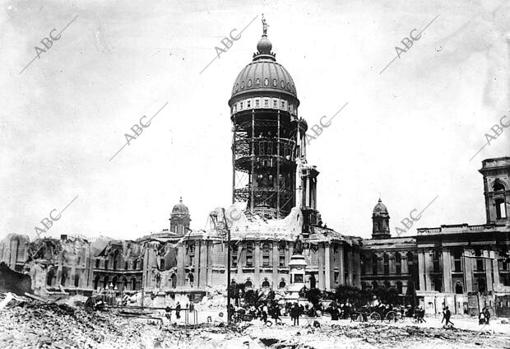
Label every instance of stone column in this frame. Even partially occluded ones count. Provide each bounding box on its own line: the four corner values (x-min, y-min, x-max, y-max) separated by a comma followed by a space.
442, 249, 452, 293
200, 240, 208, 288
354, 249, 361, 288
347, 249, 354, 286
483, 250, 493, 291
318, 244, 325, 289
491, 250, 500, 288
177, 245, 185, 287
254, 242, 261, 287
338, 245, 345, 285
402, 254, 409, 274
272, 243, 279, 287
464, 249, 473, 292
325, 244, 331, 290
418, 251, 425, 291
206, 241, 213, 287
424, 250, 433, 291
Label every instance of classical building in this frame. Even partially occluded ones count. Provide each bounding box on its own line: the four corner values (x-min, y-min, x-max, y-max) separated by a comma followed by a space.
1, 19, 509, 316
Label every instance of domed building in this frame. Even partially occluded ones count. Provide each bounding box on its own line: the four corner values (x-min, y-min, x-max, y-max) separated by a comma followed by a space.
372, 198, 390, 239
170, 197, 191, 236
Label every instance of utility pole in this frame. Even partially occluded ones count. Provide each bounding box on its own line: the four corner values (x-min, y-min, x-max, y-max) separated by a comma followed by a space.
221, 208, 232, 324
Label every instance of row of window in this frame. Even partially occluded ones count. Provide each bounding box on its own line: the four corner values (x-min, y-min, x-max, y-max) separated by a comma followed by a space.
232, 97, 296, 114
234, 78, 295, 93
232, 242, 286, 268
361, 252, 412, 276
94, 258, 142, 270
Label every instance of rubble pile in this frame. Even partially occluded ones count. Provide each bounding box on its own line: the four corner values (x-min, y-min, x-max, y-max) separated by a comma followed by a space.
0, 299, 148, 348
0, 295, 508, 349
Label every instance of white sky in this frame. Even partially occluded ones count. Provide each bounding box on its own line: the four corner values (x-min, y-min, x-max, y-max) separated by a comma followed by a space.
1, 0, 509, 241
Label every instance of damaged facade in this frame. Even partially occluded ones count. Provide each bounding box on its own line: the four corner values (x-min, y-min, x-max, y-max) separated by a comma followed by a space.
1, 21, 509, 316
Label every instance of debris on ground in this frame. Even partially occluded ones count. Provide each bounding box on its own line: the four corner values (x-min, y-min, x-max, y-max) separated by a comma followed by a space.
0, 293, 509, 349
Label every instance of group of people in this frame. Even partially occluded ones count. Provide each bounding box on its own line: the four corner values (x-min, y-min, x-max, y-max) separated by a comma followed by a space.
479, 307, 491, 325
164, 302, 182, 321
228, 301, 323, 326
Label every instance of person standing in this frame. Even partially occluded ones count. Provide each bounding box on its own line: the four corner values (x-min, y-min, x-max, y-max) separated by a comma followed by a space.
484, 307, 491, 325
291, 302, 300, 326
176, 302, 181, 319
441, 306, 454, 328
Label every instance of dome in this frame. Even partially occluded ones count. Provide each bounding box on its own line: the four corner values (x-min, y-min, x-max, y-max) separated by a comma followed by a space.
372, 198, 389, 216
229, 16, 298, 104
172, 197, 189, 215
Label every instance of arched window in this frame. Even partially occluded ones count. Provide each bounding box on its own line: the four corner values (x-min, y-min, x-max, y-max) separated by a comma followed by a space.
171, 273, 177, 288
372, 254, 378, 275
93, 275, 100, 290
246, 242, 254, 267
455, 282, 463, 294
494, 181, 505, 191
74, 274, 80, 287
245, 279, 253, 288
131, 278, 137, 290
113, 250, 119, 270
188, 273, 194, 286
395, 252, 402, 274
494, 181, 507, 219
122, 277, 128, 291
407, 252, 414, 274
396, 281, 403, 294
360, 255, 366, 275
104, 260, 109, 270
262, 243, 270, 267
46, 268, 55, 287
279, 279, 286, 288
133, 259, 137, 270
261, 278, 270, 288
61, 268, 68, 286
383, 253, 389, 275
279, 242, 286, 267
309, 274, 317, 289
95, 259, 100, 268
231, 245, 238, 267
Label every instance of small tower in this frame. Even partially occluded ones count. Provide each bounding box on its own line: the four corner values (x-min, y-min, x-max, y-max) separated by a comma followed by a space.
169, 197, 191, 236
479, 157, 510, 225
372, 198, 391, 239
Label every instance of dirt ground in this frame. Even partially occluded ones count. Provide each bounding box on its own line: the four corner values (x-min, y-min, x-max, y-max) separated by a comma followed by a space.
1, 301, 509, 349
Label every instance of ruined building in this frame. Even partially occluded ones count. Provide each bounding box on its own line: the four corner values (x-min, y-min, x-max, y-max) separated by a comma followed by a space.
1, 20, 509, 316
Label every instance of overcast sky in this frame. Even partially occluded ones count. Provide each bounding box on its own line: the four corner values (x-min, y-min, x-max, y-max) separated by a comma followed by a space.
1, 0, 509, 241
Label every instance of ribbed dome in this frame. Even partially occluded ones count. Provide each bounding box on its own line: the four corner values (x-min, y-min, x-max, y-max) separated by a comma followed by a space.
231, 59, 297, 99
172, 197, 189, 215
230, 16, 298, 102
373, 198, 389, 216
